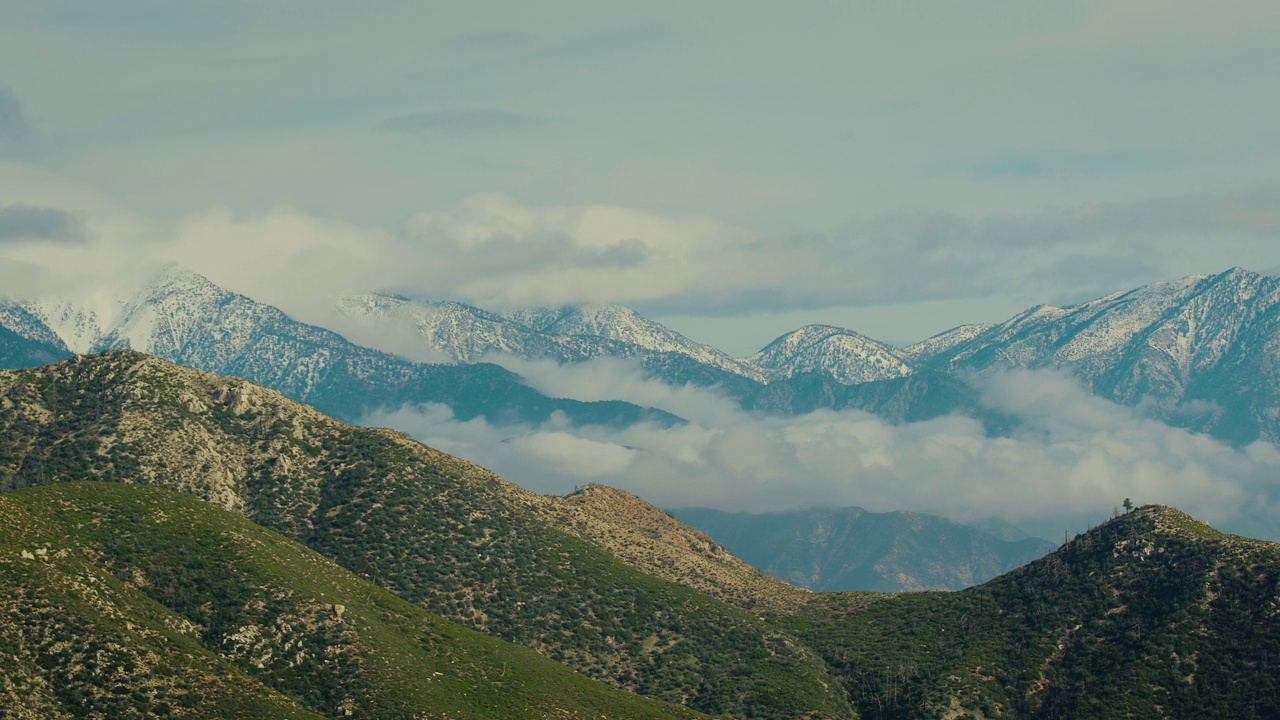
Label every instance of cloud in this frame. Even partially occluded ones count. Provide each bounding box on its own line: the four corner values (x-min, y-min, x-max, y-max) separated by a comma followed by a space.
0, 204, 83, 243
364, 362, 1280, 543
3, 169, 1280, 342
386, 191, 1280, 315
380, 109, 541, 137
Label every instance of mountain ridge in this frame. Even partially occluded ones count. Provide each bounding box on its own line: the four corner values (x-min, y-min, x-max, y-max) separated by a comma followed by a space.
0, 350, 848, 719
1, 269, 676, 430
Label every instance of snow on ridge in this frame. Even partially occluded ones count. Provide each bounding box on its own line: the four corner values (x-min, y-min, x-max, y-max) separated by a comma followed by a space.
901, 324, 996, 362
747, 324, 914, 385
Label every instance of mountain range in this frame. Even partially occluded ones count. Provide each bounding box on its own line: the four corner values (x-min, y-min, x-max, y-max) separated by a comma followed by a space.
0, 268, 1278, 576
331, 267, 1280, 444
0, 269, 673, 430
7, 267, 1279, 443
2, 351, 1278, 719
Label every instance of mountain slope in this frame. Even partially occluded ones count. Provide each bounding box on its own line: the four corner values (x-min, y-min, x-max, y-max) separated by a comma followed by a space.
0, 351, 849, 720
9, 270, 673, 429
744, 269, 1280, 444
900, 323, 996, 364
788, 506, 1280, 719
747, 325, 915, 385
0, 482, 708, 720
742, 369, 1006, 427
918, 268, 1280, 443
508, 303, 768, 381
673, 506, 1054, 592
0, 302, 74, 369
335, 293, 768, 390
543, 484, 812, 612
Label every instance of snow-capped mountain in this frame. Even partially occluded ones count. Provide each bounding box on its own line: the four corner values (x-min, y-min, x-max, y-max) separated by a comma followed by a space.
1, 268, 673, 429
335, 294, 769, 384
505, 304, 767, 381
743, 268, 1280, 443
333, 293, 566, 363
900, 323, 996, 363
918, 268, 1280, 443
7, 265, 1280, 444
746, 324, 915, 385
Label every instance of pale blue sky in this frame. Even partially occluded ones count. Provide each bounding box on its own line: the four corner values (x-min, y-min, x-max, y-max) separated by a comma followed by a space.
3, 0, 1280, 353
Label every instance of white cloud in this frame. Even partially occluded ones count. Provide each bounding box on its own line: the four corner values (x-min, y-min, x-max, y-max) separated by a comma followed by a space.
4, 166, 1280, 332
365, 363, 1280, 542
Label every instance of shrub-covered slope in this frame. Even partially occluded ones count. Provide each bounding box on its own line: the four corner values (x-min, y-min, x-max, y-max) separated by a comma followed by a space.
787, 506, 1280, 719
0, 351, 849, 720
0, 482, 708, 720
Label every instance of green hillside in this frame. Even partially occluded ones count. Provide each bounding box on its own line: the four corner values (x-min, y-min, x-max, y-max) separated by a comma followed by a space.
784, 506, 1280, 719
0, 351, 847, 719
5, 351, 1280, 719
0, 481, 709, 719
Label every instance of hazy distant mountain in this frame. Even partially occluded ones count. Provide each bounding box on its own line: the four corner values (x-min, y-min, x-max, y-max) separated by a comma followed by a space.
672, 505, 1054, 592
899, 322, 996, 362
1, 269, 673, 428
13, 267, 1280, 443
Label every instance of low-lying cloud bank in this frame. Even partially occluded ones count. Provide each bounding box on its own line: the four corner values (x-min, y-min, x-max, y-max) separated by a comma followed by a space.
365, 360, 1280, 543
5, 164, 1280, 335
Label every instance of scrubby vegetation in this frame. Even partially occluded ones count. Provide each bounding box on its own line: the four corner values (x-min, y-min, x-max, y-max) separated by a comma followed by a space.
4, 351, 1280, 719
0, 351, 846, 719
785, 506, 1280, 719
0, 482, 709, 719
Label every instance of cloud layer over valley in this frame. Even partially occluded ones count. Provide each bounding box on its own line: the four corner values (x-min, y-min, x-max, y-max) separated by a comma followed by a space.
366, 358, 1280, 542
5, 174, 1280, 351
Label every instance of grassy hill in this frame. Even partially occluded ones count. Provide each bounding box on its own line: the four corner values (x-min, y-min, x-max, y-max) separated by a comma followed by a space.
0, 481, 710, 719
0, 351, 848, 719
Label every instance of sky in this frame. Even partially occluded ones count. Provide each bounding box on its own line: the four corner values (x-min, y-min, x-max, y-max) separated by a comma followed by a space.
2, 1, 1280, 352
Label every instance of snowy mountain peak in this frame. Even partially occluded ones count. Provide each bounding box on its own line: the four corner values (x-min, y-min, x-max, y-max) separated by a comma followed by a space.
747, 324, 914, 385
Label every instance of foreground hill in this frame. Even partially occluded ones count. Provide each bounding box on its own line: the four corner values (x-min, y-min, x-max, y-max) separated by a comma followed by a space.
673, 505, 1055, 592
786, 505, 1280, 719
0, 482, 707, 720
0, 351, 846, 719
